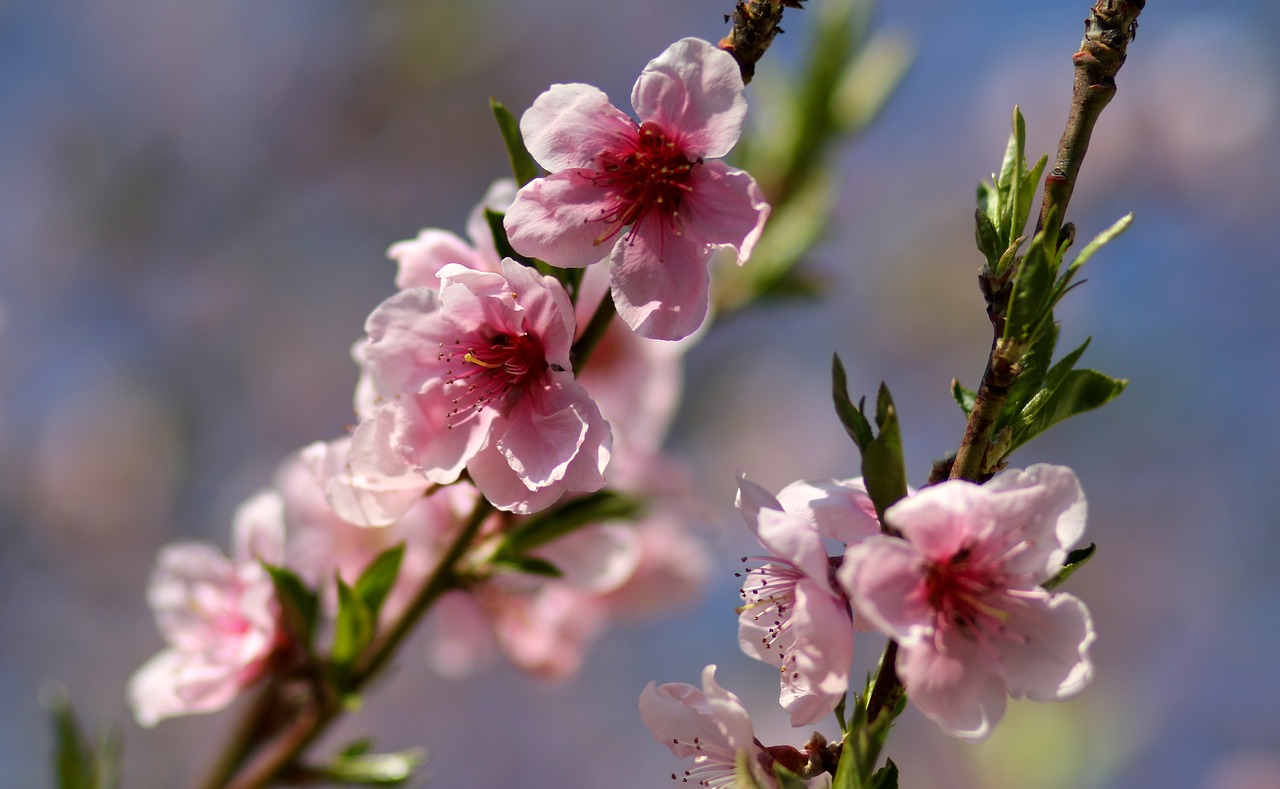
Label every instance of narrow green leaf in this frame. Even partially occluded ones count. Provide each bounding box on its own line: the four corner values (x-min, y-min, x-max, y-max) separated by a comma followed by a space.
831, 731, 858, 789
354, 544, 405, 622
1008, 369, 1127, 454
735, 751, 771, 789
497, 491, 641, 558
994, 107, 1025, 240
974, 207, 1002, 269
869, 759, 899, 789
1017, 154, 1048, 239
265, 564, 319, 649
832, 354, 872, 450
51, 691, 94, 789
950, 379, 976, 417
1055, 213, 1133, 301
1002, 228, 1056, 345
1043, 543, 1097, 591
332, 579, 375, 669
489, 98, 541, 186
999, 323, 1060, 426
491, 555, 564, 578
321, 747, 427, 786
47, 688, 120, 789
773, 764, 811, 789
862, 383, 909, 520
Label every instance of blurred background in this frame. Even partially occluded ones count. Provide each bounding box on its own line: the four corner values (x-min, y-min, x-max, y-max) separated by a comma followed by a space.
3, 0, 1278, 787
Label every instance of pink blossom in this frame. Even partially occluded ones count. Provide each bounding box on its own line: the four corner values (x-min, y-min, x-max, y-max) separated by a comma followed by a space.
381, 178, 686, 465
639, 665, 776, 789
734, 473, 880, 727
127, 493, 284, 727
838, 464, 1096, 742
285, 443, 483, 621
504, 37, 770, 340
354, 259, 611, 514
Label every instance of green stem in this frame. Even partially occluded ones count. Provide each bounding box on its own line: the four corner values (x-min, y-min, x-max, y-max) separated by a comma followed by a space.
212, 498, 494, 789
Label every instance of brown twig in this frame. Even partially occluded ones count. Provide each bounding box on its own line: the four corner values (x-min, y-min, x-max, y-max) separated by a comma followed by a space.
718, 1, 806, 84
1036, 0, 1145, 237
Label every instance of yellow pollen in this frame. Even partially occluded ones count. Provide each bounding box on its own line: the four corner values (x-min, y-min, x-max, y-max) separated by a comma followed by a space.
463, 352, 501, 369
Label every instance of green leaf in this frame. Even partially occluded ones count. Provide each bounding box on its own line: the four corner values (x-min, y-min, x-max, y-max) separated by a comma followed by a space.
47, 687, 121, 789
497, 490, 642, 558
862, 383, 909, 520
354, 544, 405, 622
489, 98, 541, 187
869, 759, 899, 789
319, 747, 428, 786
332, 578, 376, 670
265, 564, 319, 649
1007, 368, 1127, 454
1053, 213, 1133, 303
734, 751, 772, 789
999, 323, 1060, 425
1043, 543, 1097, 591
831, 730, 858, 789
950, 378, 976, 417
491, 555, 564, 578
973, 207, 1002, 269
773, 764, 811, 789
1002, 225, 1058, 346
832, 353, 872, 449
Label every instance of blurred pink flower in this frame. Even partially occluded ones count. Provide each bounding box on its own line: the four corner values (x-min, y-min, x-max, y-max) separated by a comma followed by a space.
504, 37, 770, 340
734, 473, 879, 727
839, 464, 1096, 742
284, 443, 482, 620
355, 259, 611, 514
127, 493, 284, 727
640, 665, 775, 789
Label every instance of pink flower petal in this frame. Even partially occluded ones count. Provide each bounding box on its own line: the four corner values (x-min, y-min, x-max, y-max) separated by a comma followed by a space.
776, 477, 880, 544
520, 82, 636, 172
839, 537, 932, 644
302, 436, 430, 528
756, 508, 830, 583
679, 161, 769, 263
496, 390, 590, 488
609, 220, 711, 340
389, 229, 489, 290
504, 172, 617, 269
500, 258, 575, 369
882, 480, 987, 561
231, 490, 285, 565
735, 470, 784, 525
992, 591, 1096, 702
982, 464, 1088, 581
896, 634, 1008, 743
464, 436, 567, 514
779, 579, 854, 727
631, 38, 747, 160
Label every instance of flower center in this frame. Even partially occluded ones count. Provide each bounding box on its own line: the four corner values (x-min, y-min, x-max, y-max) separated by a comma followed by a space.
437, 333, 546, 427
923, 545, 1007, 636
591, 120, 701, 245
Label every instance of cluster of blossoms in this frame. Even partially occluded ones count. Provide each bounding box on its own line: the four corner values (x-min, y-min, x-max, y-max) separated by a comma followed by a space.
128, 37, 762, 725
643, 464, 1097, 784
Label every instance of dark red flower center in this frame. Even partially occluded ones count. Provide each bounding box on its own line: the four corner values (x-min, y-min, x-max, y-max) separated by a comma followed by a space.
923, 545, 1003, 634
590, 120, 701, 245
437, 333, 546, 427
